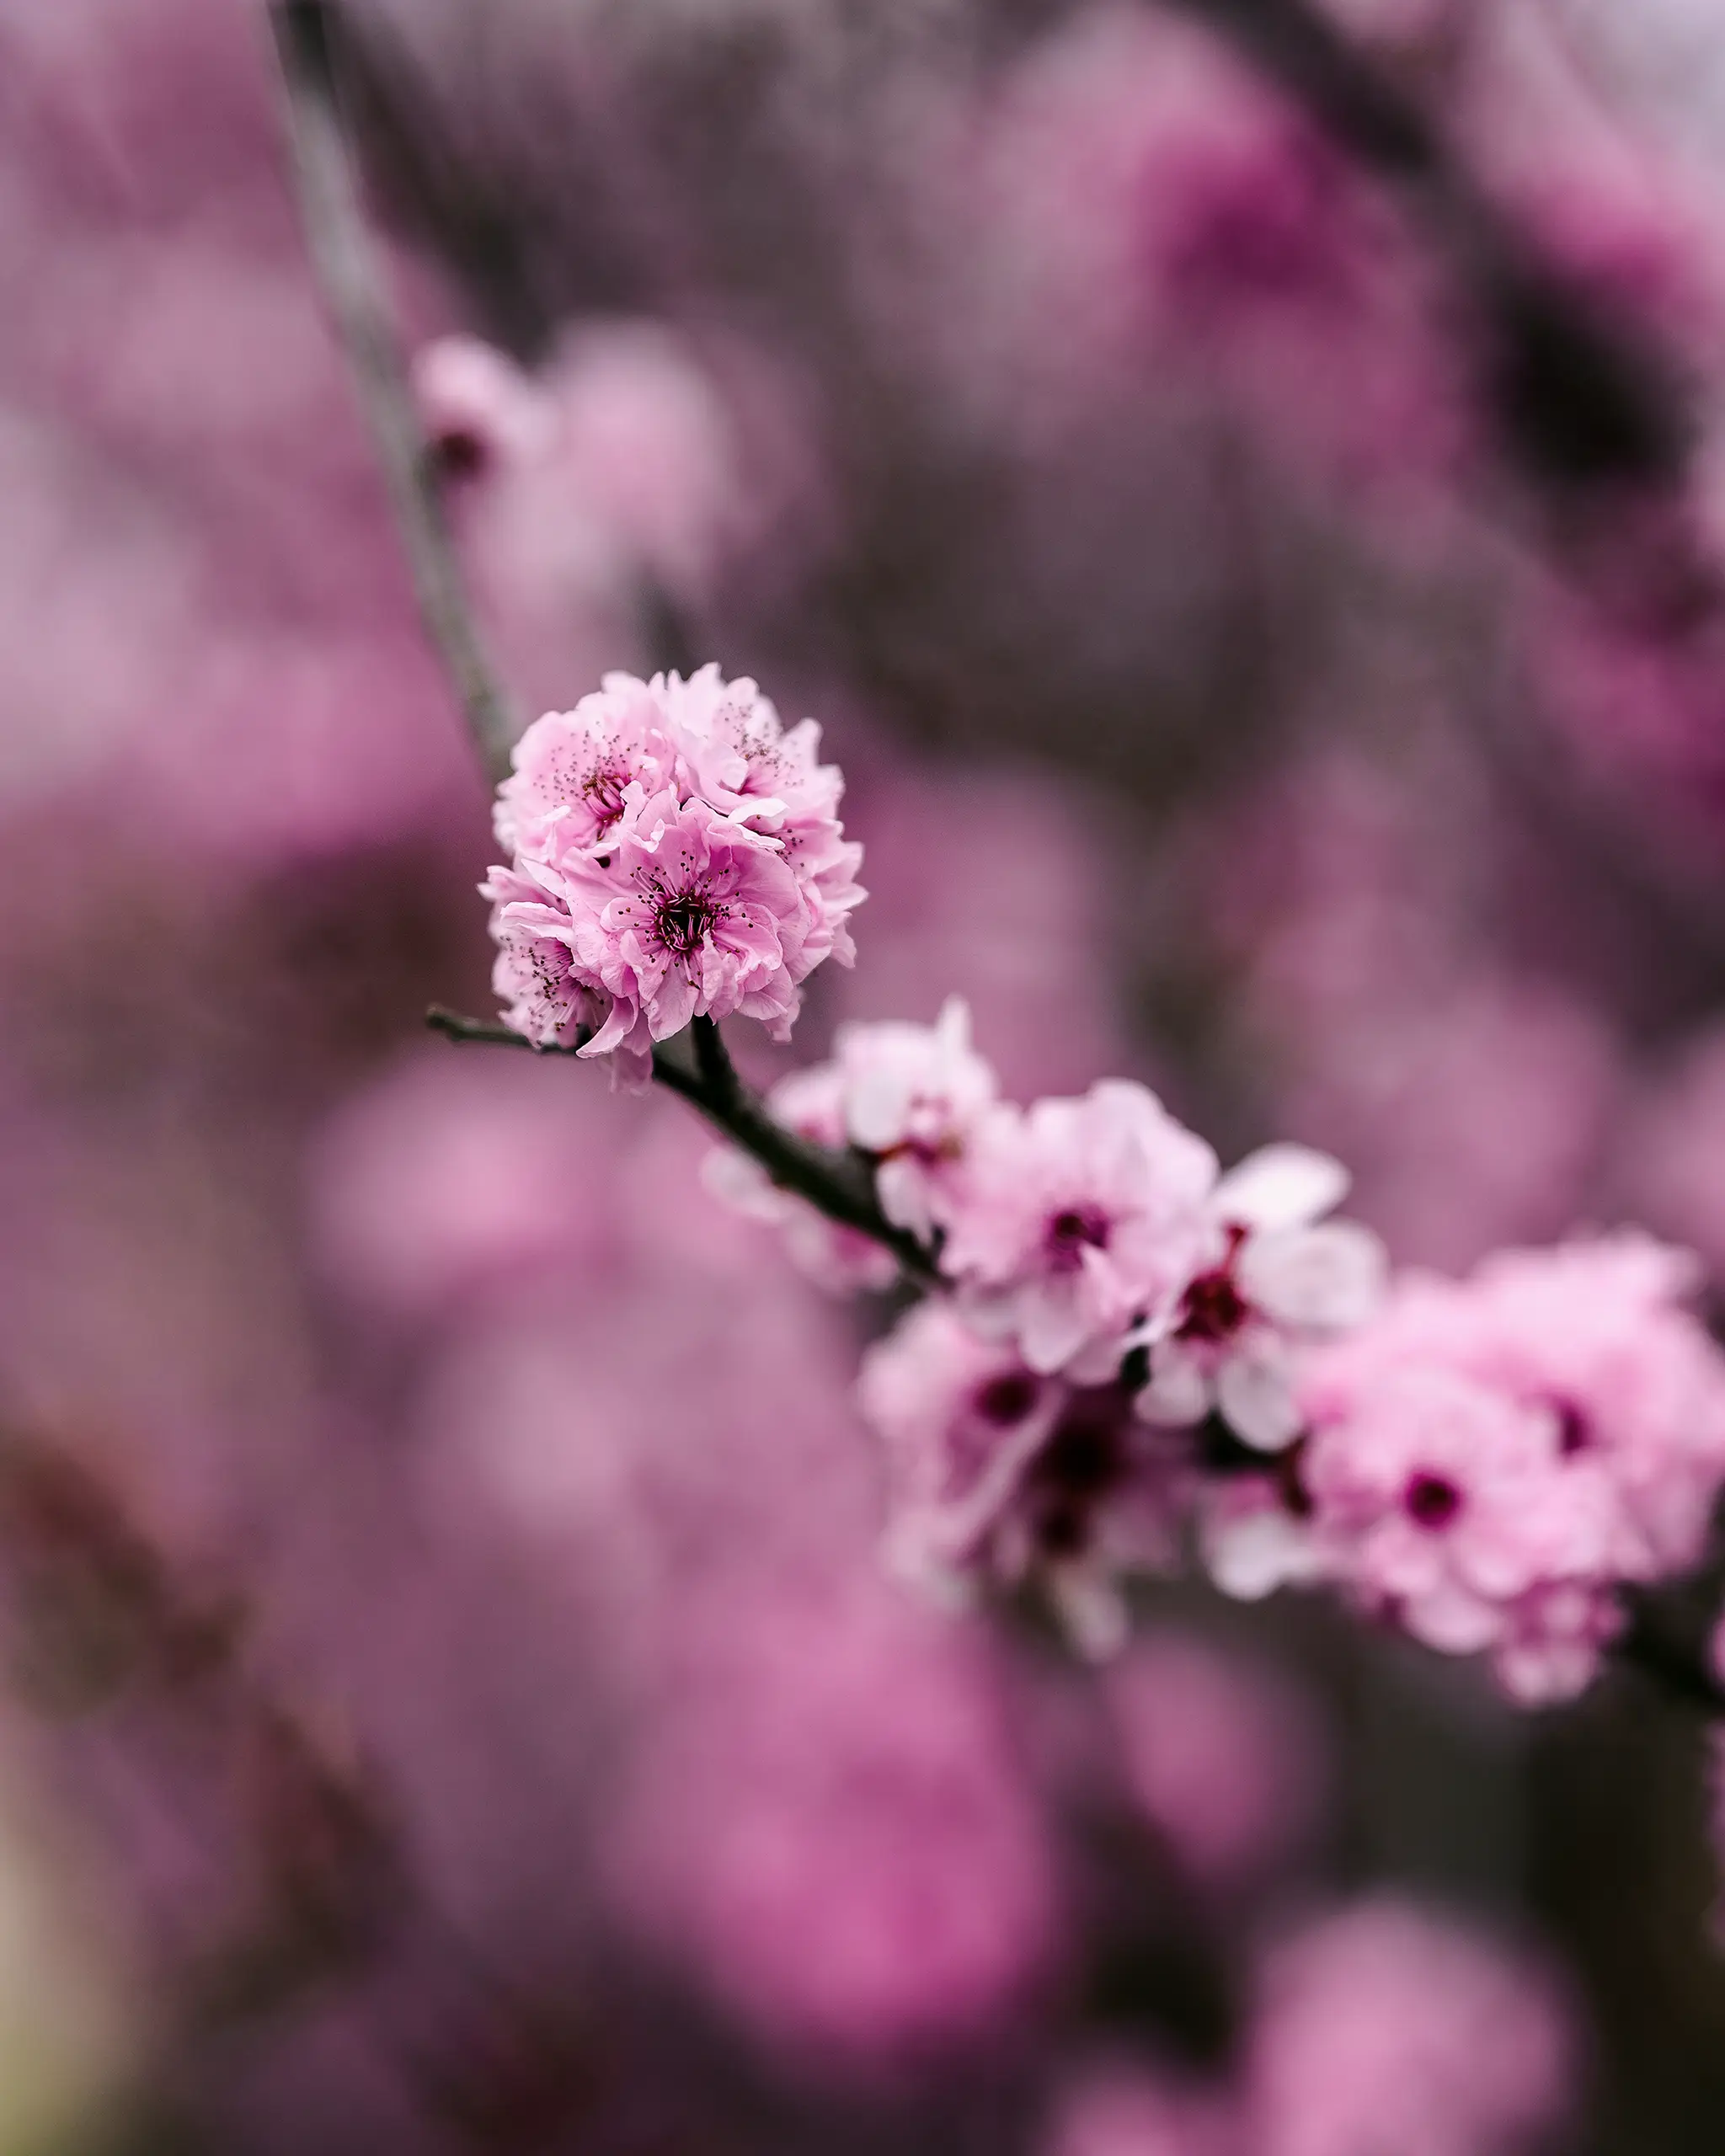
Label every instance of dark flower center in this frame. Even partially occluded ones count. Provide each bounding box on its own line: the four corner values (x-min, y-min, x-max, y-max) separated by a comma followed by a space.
581, 761, 631, 829
1045, 1204, 1112, 1273
654, 889, 718, 958
1025, 1389, 1133, 1556
1178, 1265, 1251, 1344
974, 1372, 1040, 1427
1551, 1398, 1590, 1457
1405, 1471, 1463, 1530
430, 424, 487, 482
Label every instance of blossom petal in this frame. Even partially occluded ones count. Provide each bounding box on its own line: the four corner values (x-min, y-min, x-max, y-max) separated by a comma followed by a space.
1215, 1143, 1348, 1233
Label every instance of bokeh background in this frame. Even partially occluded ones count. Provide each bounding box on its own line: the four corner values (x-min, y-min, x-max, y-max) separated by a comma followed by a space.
3, 0, 1725, 2148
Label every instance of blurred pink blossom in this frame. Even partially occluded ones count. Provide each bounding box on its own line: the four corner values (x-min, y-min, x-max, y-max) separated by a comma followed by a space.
1044, 2059, 1238, 2156
1245, 1900, 1575, 2156
595, 1576, 1056, 2070
1101, 1630, 1328, 1892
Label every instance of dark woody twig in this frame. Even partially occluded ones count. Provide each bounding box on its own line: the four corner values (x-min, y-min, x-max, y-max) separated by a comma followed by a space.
1617, 1588, 1725, 1718
427, 1007, 943, 1289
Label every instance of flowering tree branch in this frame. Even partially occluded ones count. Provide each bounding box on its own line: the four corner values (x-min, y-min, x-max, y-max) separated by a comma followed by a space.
287, 0, 1725, 1728
425, 1006, 943, 1288
269, 0, 519, 785
276, 0, 935, 1288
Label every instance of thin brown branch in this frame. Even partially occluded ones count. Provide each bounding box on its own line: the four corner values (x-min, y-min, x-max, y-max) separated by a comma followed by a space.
1616, 1591, 1725, 1717
429, 1007, 943, 1289
269, 0, 519, 785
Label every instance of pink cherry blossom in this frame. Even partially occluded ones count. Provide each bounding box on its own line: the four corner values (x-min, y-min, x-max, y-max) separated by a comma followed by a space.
486, 669, 864, 1074
1301, 1356, 1626, 1700
1241, 1235, 1725, 1700
480, 861, 611, 1055
659, 666, 867, 974
493, 672, 676, 866
858, 1301, 1194, 1657
832, 998, 999, 1238
1200, 1471, 1328, 1605
1443, 1235, 1725, 1574
860, 1302, 1068, 1595
940, 1082, 1219, 1377
571, 792, 808, 1049
704, 1001, 996, 1284
1136, 1143, 1386, 1452
1246, 1900, 1575, 2156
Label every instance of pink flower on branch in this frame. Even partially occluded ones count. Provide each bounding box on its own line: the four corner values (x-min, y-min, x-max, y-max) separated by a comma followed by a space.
835, 998, 999, 1240
704, 998, 1001, 1288
1205, 1233, 1725, 1703
860, 1301, 1196, 1658
483, 666, 863, 1079
1135, 1142, 1386, 1453
481, 861, 609, 1055
940, 1081, 1219, 1378
574, 793, 809, 1054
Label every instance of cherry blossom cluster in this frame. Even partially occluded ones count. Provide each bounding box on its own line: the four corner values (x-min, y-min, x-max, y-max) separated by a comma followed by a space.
483, 666, 864, 1085
710, 1002, 1725, 1699
1211, 1236, 1725, 1702
711, 1002, 1385, 1655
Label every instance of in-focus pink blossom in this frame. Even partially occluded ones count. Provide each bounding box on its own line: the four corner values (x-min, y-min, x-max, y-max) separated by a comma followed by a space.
1217, 1235, 1725, 1701
1135, 1144, 1386, 1452
571, 791, 809, 1053
484, 667, 863, 1075
941, 1082, 1219, 1378
480, 861, 609, 1053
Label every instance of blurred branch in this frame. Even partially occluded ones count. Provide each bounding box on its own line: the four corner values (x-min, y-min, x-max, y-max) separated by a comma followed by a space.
269, 0, 519, 786
0, 1422, 595, 2144
1156, 0, 1696, 505
428, 1006, 943, 1286
1618, 1588, 1725, 1718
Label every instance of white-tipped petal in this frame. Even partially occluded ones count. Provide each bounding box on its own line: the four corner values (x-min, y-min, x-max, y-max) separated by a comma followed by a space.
1215, 1334, 1302, 1451
1047, 1564, 1130, 1661
1204, 1505, 1319, 1601
934, 995, 974, 1054
1241, 1219, 1387, 1331
1135, 1342, 1213, 1427
1215, 1143, 1349, 1233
